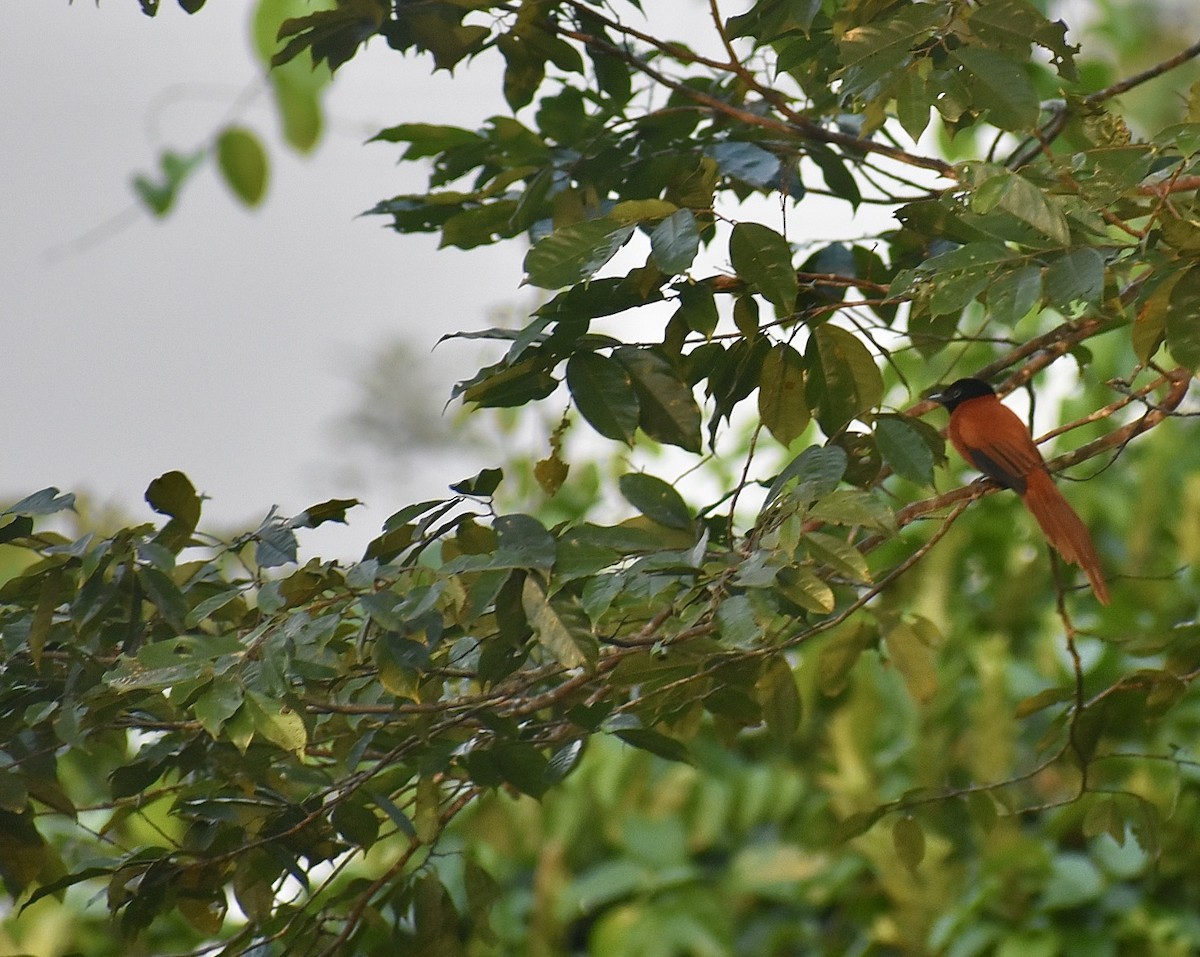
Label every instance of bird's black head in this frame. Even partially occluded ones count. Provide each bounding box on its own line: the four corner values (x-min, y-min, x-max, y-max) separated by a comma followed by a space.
929, 377, 995, 413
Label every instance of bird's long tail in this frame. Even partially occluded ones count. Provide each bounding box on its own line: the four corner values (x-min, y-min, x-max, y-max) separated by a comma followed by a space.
1021, 469, 1110, 604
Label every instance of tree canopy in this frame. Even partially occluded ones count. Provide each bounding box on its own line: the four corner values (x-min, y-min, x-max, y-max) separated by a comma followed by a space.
5, 1, 1200, 955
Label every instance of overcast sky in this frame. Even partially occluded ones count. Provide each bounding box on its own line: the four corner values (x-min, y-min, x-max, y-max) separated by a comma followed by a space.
2, 1, 524, 556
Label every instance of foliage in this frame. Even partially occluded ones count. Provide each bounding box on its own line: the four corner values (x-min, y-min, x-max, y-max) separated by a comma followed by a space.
8, 1, 1200, 955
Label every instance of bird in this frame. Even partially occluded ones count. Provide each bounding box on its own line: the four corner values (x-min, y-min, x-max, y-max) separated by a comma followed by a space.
929, 377, 1110, 605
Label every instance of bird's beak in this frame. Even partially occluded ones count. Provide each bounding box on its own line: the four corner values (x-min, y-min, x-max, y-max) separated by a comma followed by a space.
926, 387, 949, 405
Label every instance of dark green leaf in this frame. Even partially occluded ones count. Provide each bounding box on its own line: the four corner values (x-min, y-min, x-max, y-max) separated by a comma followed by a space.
451, 469, 504, 498
729, 222, 798, 313
613, 347, 702, 452
612, 727, 691, 763
145, 471, 201, 529
618, 473, 692, 530
495, 514, 557, 571
755, 654, 801, 745
1166, 265, 1200, 370
292, 498, 361, 529
566, 352, 639, 444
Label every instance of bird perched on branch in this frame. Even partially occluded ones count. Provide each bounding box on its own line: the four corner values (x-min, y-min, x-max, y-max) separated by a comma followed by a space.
929, 377, 1110, 605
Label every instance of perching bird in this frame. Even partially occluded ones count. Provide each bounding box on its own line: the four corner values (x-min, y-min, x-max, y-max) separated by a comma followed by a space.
929, 377, 1110, 605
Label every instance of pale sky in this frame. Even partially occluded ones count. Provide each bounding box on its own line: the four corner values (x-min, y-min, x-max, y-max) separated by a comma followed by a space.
1, 1, 520, 556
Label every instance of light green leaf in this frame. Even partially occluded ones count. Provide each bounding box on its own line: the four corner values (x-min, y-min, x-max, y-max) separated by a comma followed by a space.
716, 593, 763, 646
522, 576, 597, 668
883, 621, 937, 704
809, 489, 894, 534
610, 198, 678, 224
216, 127, 269, 207
244, 690, 307, 756
777, 565, 835, 613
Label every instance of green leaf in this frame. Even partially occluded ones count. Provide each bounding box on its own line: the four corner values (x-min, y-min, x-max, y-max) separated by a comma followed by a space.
808, 489, 894, 533
133, 149, 204, 217
883, 620, 937, 704
874, 414, 935, 484
216, 127, 269, 207
613, 727, 692, 763
140, 567, 188, 632
566, 352, 640, 444
610, 199, 679, 224
494, 513, 557, 571
674, 283, 719, 337
729, 222, 798, 313
973, 168, 1070, 244
193, 681, 244, 738
952, 47, 1039, 132
758, 343, 810, 446
717, 593, 763, 645
523, 219, 636, 289
145, 471, 201, 529
613, 347, 702, 452
837, 5, 942, 98
987, 265, 1043, 325
650, 209, 701, 274
755, 655, 801, 745
1041, 854, 1105, 909
1166, 265, 1200, 369
893, 816, 925, 870
806, 324, 883, 432
764, 444, 847, 507
243, 691, 308, 757
451, 468, 504, 497
819, 621, 875, 695
293, 498, 361, 528
5, 488, 76, 517
708, 140, 785, 191
618, 473, 692, 530
1044, 248, 1105, 310
776, 566, 835, 613
804, 531, 871, 584
255, 517, 299, 568
522, 575, 597, 668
